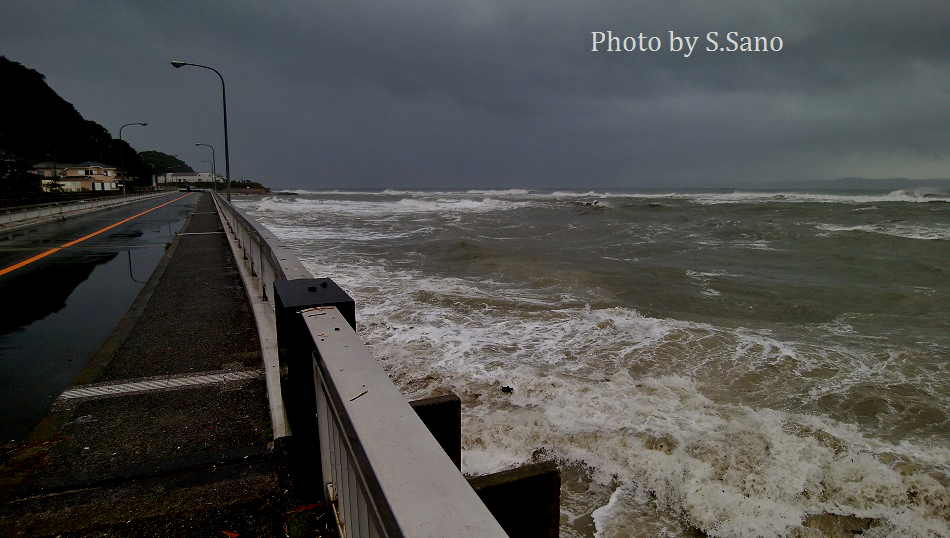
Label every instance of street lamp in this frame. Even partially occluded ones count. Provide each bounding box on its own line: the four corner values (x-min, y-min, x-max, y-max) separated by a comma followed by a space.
171, 61, 231, 201
195, 143, 216, 191
118, 122, 147, 193
202, 159, 215, 190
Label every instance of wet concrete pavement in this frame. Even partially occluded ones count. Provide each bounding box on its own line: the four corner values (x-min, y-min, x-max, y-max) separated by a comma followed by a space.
0, 192, 312, 537
0, 192, 197, 442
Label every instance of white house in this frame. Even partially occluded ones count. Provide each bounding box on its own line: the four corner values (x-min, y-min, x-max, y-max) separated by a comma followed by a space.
158, 172, 220, 185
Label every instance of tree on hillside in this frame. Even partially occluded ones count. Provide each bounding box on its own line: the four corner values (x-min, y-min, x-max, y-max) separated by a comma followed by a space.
0, 149, 41, 192
139, 150, 195, 177
0, 56, 150, 191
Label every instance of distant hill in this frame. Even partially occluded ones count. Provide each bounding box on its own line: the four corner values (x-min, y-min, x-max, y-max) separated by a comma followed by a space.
785, 177, 950, 192
139, 150, 194, 176
0, 56, 149, 191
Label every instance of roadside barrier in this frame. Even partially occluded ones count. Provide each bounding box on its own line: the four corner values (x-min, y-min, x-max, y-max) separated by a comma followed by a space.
0, 192, 169, 229
212, 192, 558, 538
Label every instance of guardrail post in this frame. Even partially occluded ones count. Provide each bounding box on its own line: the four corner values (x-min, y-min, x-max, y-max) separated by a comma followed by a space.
274, 278, 355, 502
410, 394, 462, 470
469, 461, 561, 538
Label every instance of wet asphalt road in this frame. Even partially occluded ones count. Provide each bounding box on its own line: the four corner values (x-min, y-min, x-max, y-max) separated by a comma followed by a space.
0, 193, 199, 443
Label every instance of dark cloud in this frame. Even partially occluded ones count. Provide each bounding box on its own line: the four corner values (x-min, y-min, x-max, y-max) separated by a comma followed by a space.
2, 0, 948, 188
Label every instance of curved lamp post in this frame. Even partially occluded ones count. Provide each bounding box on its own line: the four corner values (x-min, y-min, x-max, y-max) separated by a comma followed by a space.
171, 61, 231, 201
202, 159, 215, 189
195, 143, 216, 191
119, 122, 147, 193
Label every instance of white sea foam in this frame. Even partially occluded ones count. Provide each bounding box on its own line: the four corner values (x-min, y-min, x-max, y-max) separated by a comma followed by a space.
252, 194, 535, 217
640, 187, 919, 206
684, 190, 950, 205
277, 188, 386, 196
465, 188, 532, 196
686, 270, 725, 297
234, 191, 950, 537
397, 196, 531, 213
261, 186, 950, 205
327, 264, 949, 536
540, 189, 950, 205
551, 190, 611, 198
814, 222, 950, 241
592, 486, 624, 538
248, 189, 950, 225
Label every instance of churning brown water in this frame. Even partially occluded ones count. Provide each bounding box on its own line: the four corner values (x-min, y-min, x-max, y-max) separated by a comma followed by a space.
237, 188, 949, 537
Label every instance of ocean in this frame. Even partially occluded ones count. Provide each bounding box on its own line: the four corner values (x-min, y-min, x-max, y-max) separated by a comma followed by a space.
233, 188, 949, 537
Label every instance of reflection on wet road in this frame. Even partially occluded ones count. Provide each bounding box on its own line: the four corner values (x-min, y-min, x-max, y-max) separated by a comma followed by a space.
0, 193, 197, 443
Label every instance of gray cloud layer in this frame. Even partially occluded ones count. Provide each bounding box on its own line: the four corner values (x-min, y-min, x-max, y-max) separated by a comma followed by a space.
3, 0, 948, 188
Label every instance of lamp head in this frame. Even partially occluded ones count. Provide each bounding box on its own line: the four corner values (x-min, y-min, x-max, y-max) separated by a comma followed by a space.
171, 61, 186, 68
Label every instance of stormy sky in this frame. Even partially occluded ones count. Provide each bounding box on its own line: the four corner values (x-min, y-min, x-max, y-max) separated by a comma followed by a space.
2, 1, 948, 189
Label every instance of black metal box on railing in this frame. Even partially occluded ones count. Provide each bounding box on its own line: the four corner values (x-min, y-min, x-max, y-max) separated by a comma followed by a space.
274, 277, 355, 501
275, 278, 355, 332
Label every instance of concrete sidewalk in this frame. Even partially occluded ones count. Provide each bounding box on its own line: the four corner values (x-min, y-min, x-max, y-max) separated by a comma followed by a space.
0, 193, 322, 536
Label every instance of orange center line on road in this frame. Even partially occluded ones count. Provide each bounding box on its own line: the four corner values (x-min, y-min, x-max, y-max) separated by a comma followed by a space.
0, 193, 193, 277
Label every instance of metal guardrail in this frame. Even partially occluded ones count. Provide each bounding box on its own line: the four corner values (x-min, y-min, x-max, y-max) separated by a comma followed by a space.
212, 193, 509, 538
211, 191, 311, 286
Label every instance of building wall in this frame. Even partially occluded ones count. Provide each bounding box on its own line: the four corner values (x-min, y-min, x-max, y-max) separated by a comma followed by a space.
159, 172, 220, 184
61, 165, 114, 182
35, 163, 119, 192
42, 179, 90, 192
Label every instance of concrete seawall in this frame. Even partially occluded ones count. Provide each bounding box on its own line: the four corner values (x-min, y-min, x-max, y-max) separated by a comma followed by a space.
0, 192, 170, 235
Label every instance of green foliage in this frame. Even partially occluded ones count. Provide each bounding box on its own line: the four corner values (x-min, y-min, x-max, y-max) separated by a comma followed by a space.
0, 56, 150, 190
233, 179, 267, 189
139, 150, 194, 176
0, 150, 42, 192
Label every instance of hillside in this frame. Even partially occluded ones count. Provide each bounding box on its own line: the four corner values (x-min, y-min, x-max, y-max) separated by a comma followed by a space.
0, 56, 149, 192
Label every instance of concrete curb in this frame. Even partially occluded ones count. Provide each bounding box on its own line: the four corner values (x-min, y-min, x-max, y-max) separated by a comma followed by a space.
214, 200, 290, 439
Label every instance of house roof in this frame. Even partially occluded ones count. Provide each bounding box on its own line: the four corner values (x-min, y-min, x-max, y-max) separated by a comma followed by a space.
75, 162, 115, 169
